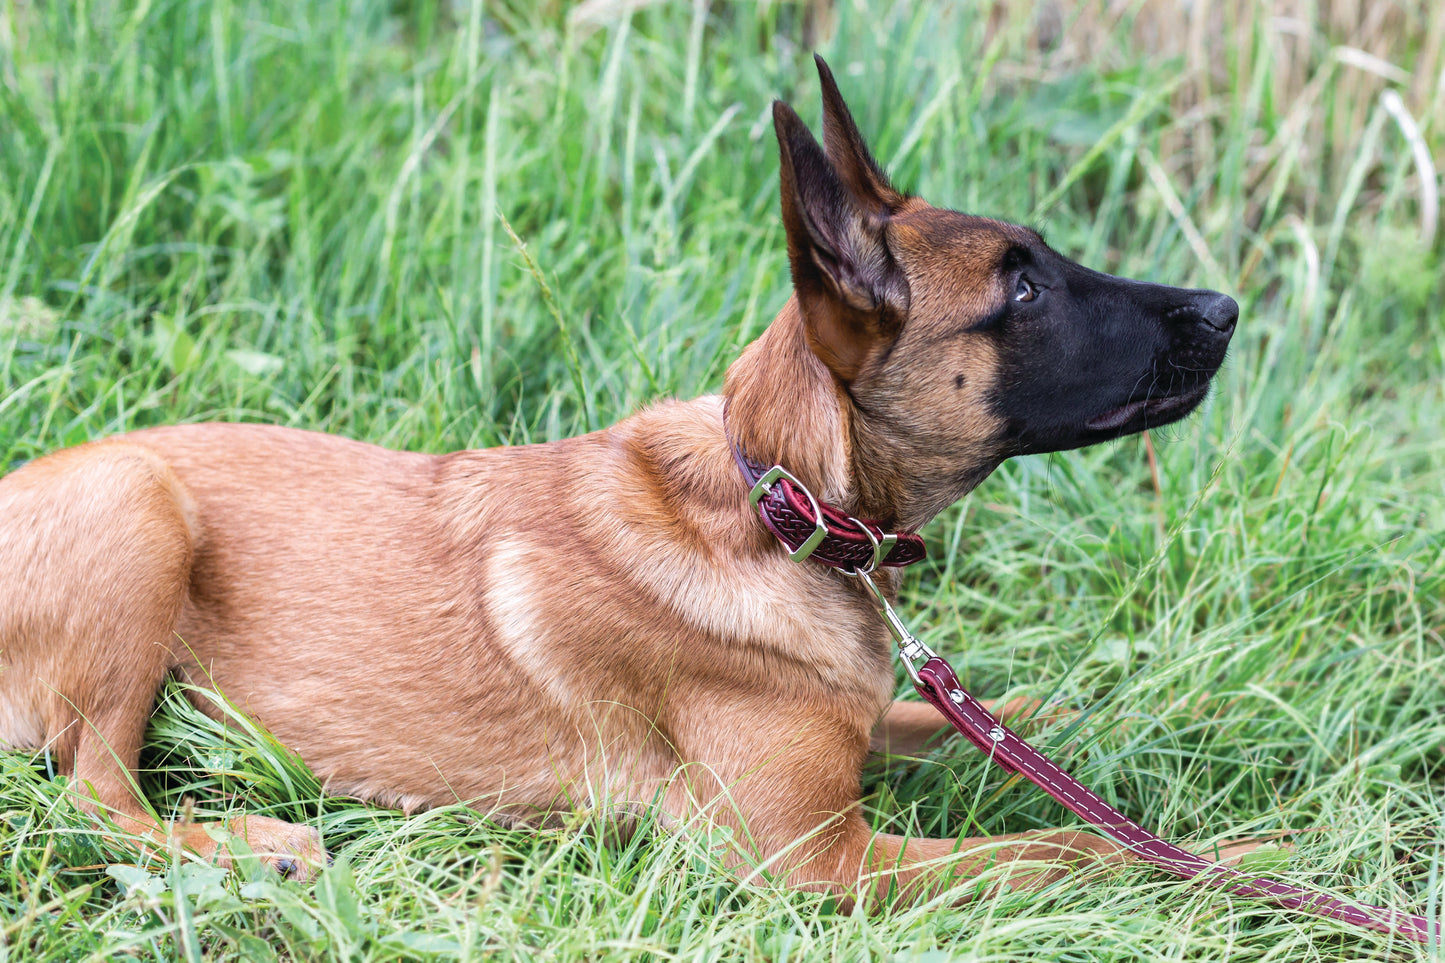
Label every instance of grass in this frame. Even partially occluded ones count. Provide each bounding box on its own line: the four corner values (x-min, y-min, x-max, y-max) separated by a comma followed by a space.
1, 0, 1443, 959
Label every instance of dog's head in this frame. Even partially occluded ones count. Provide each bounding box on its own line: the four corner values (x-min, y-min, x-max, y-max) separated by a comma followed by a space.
759, 57, 1236, 524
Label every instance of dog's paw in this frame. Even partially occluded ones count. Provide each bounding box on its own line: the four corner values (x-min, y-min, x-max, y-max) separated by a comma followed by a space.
1207, 836, 1295, 870
223, 815, 328, 882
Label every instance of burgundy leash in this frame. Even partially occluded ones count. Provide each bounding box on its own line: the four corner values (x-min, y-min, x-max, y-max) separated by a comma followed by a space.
728, 435, 1440, 945
910, 654, 1439, 943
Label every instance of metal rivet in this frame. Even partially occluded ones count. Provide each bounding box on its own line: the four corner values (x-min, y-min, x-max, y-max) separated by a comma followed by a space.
988, 727, 1006, 743
948, 689, 965, 705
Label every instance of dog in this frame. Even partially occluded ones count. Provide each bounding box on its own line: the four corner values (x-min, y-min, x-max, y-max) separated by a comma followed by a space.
0, 57, 1239, 902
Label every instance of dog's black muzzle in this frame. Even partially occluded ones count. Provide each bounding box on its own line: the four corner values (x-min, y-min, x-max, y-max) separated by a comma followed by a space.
991, 267, 1239, 455
1079, 281, 1237, 438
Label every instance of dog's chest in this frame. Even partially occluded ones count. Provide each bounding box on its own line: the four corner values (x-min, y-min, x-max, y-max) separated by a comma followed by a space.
482, 520, 896, 716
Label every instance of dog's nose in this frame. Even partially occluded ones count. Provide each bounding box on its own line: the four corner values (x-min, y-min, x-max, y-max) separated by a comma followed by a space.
1194, 292, 1238, 333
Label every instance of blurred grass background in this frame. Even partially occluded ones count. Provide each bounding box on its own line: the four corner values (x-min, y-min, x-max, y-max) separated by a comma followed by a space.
1, 0, 1443, 959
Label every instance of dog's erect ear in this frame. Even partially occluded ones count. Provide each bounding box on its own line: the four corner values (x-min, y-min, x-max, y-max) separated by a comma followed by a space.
773, 99, 909, 382
813, 54, 905, 214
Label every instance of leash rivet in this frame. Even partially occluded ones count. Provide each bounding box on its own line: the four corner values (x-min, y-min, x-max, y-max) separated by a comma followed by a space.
988, 726, 1006, 743
948, 689, 965, 705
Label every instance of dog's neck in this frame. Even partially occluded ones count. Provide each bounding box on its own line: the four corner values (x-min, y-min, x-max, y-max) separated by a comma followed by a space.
724, 297, 905, 529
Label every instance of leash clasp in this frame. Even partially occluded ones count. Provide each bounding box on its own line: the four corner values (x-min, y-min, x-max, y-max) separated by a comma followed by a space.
748, 465, 828, 562
854, 569, 936, 685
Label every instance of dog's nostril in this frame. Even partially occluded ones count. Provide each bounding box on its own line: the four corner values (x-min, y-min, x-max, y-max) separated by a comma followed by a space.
1197, 293, 1239, 332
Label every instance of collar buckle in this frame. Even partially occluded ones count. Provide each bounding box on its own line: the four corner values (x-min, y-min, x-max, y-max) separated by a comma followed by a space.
748, 464, 828, 563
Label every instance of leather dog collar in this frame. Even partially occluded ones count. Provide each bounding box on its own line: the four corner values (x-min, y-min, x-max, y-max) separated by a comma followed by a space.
726, 438, 925, 572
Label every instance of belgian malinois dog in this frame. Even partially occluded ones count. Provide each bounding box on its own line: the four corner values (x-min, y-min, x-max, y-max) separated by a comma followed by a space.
0, 58, 1239, 900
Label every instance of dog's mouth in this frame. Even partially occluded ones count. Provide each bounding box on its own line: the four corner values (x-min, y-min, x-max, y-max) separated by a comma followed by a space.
1085, 383, 1212, 433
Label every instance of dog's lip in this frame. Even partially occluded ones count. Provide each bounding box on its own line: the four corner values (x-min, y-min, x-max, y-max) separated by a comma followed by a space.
1085, 385, 1210, 432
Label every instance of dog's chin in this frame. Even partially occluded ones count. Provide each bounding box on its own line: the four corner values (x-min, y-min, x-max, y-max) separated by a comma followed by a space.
1083, 383, 1213, 438
1003, 381, 1216, 456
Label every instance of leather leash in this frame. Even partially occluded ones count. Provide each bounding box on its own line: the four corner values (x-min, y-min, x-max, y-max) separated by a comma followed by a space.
728, 435, 1439, 945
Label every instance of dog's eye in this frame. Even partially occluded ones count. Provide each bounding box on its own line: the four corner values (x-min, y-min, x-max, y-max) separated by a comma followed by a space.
1014, 277, 1039, 303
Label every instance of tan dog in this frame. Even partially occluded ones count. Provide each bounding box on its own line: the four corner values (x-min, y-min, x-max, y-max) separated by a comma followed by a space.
0, 58, 1241, 901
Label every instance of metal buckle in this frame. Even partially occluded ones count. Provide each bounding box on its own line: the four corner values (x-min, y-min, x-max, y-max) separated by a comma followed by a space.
748, 465, 828, 563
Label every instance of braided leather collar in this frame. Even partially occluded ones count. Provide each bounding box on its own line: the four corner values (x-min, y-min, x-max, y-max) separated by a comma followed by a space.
725, 431, 925, 572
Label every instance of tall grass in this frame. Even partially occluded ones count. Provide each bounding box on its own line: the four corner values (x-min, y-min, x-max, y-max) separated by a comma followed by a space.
2, 1, 1443, 959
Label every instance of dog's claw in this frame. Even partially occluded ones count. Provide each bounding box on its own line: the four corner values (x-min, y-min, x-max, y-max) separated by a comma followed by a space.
222, 815, 326, 881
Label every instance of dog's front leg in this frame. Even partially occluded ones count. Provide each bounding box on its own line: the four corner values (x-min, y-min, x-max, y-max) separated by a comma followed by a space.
870, 697, 1059, 757
665, 697, 1131, 907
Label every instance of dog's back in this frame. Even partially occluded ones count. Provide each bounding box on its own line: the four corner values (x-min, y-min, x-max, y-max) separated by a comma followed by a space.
0, 400, 883, 875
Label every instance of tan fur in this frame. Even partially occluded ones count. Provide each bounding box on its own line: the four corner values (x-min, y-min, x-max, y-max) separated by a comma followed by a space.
0, 308, 1116, 895
0, 65, 1252, 901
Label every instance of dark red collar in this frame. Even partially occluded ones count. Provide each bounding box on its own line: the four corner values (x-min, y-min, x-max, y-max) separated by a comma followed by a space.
725, 435, 925, 572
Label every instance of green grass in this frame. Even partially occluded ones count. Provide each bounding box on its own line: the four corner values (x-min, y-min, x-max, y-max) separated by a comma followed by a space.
2, 0, 1444, 959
